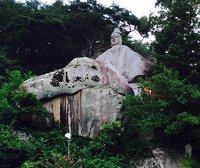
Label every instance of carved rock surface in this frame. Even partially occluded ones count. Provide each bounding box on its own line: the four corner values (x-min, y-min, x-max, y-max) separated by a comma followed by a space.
22, 57, 133, 137
96, 45, 152, 83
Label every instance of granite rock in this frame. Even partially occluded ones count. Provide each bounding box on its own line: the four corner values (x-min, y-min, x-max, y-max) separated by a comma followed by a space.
22, 57, 133, 137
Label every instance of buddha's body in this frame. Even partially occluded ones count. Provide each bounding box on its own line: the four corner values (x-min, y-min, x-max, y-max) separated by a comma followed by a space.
96, 28, 151, 82
96, 28, 152, 95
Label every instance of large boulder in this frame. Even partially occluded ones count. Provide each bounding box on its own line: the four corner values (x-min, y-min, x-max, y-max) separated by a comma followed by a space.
22, 57, 133, 137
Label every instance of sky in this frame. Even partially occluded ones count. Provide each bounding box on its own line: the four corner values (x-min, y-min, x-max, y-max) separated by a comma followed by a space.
63, 0, 158, 18
98, 0, 158, 18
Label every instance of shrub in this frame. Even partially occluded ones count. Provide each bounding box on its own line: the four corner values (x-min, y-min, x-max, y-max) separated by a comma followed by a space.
82, 156, 127, 168
180, 157, 200, 168
89, 121, 123, 157
0, 70, 52, 128
45, 154, 83, 168
0, 125, 34, 168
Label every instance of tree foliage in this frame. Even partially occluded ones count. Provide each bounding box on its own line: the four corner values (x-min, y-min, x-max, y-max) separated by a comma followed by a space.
0, 0, 150, 74
124, 68, 200, 133
123, 0, 200, 155
0, 70, 52, 127
151, 0, 200, 83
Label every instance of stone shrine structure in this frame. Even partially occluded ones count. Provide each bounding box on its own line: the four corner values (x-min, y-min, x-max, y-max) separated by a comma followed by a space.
185, 143, 193, 158
22, 28, 151, 137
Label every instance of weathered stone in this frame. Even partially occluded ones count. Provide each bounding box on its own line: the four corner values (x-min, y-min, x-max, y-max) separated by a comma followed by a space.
185, 143, 193, 158
22, 57, 133, 137
43, 86, 124, 137
23, 57, 133, 100
135, 148, 183, 168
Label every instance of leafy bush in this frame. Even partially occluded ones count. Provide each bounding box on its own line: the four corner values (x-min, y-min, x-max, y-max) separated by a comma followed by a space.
122, 139, 150, 158
89, 121, 123, 157
82, 156, 127, 168
123, 68, 200, 148
180, 157, 200, 168
11, 89, 53, 128
28, 127, 69, 159
0, 70, 29, 125
0, 125, 34, 168
45, 154, 83, 168
0, 50, 22, 86
0, 70, 52, 128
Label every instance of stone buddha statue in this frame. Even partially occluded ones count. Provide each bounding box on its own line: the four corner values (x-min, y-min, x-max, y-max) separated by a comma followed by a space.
96, 28, 152, 95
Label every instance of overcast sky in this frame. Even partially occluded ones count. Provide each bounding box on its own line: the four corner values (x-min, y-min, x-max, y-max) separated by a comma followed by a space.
46, 0, 158, 18
85, 0, 157, 18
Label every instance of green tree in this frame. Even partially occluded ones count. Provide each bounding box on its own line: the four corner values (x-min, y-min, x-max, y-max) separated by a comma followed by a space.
2, 11, 75, 73
123, 68, 200, 154
151, 0, 200, 83
0, 49, 22, 85
1, 0, 151, 73
0, 0, 26, 33
62, 0, 151, 58
123, 39, 153, 58
0, 125, 35, 168
0, 70, 52, 127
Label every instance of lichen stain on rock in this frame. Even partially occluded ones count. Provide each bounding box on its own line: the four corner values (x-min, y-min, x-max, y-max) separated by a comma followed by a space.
30, 83, 36, 88
65, 72, 70, 83
60, 98, 67, 127
50, 69, 64, 87
74, 76, 82, 82
50, 79, 60, 87
52, 69, 64, 82
85, 74, 89, 80
91, 75, 100, 82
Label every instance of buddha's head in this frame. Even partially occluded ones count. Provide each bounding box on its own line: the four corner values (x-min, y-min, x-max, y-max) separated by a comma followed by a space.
111, 28, 122, 47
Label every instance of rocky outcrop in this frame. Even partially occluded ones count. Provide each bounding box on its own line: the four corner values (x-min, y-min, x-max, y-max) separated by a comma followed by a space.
22, 57, 133, 137
135, 148, 183, 168
23, 57, 133, 100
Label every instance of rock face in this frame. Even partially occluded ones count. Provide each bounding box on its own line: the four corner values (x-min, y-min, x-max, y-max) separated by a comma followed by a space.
22, 57, 133, 137
135, 148, 183, 168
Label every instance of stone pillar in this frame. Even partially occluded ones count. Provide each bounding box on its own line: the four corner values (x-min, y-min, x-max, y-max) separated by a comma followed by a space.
185, 143, 193, 158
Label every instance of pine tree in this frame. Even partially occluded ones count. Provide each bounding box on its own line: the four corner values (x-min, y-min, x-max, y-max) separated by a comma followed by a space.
152, 0, 200, 84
